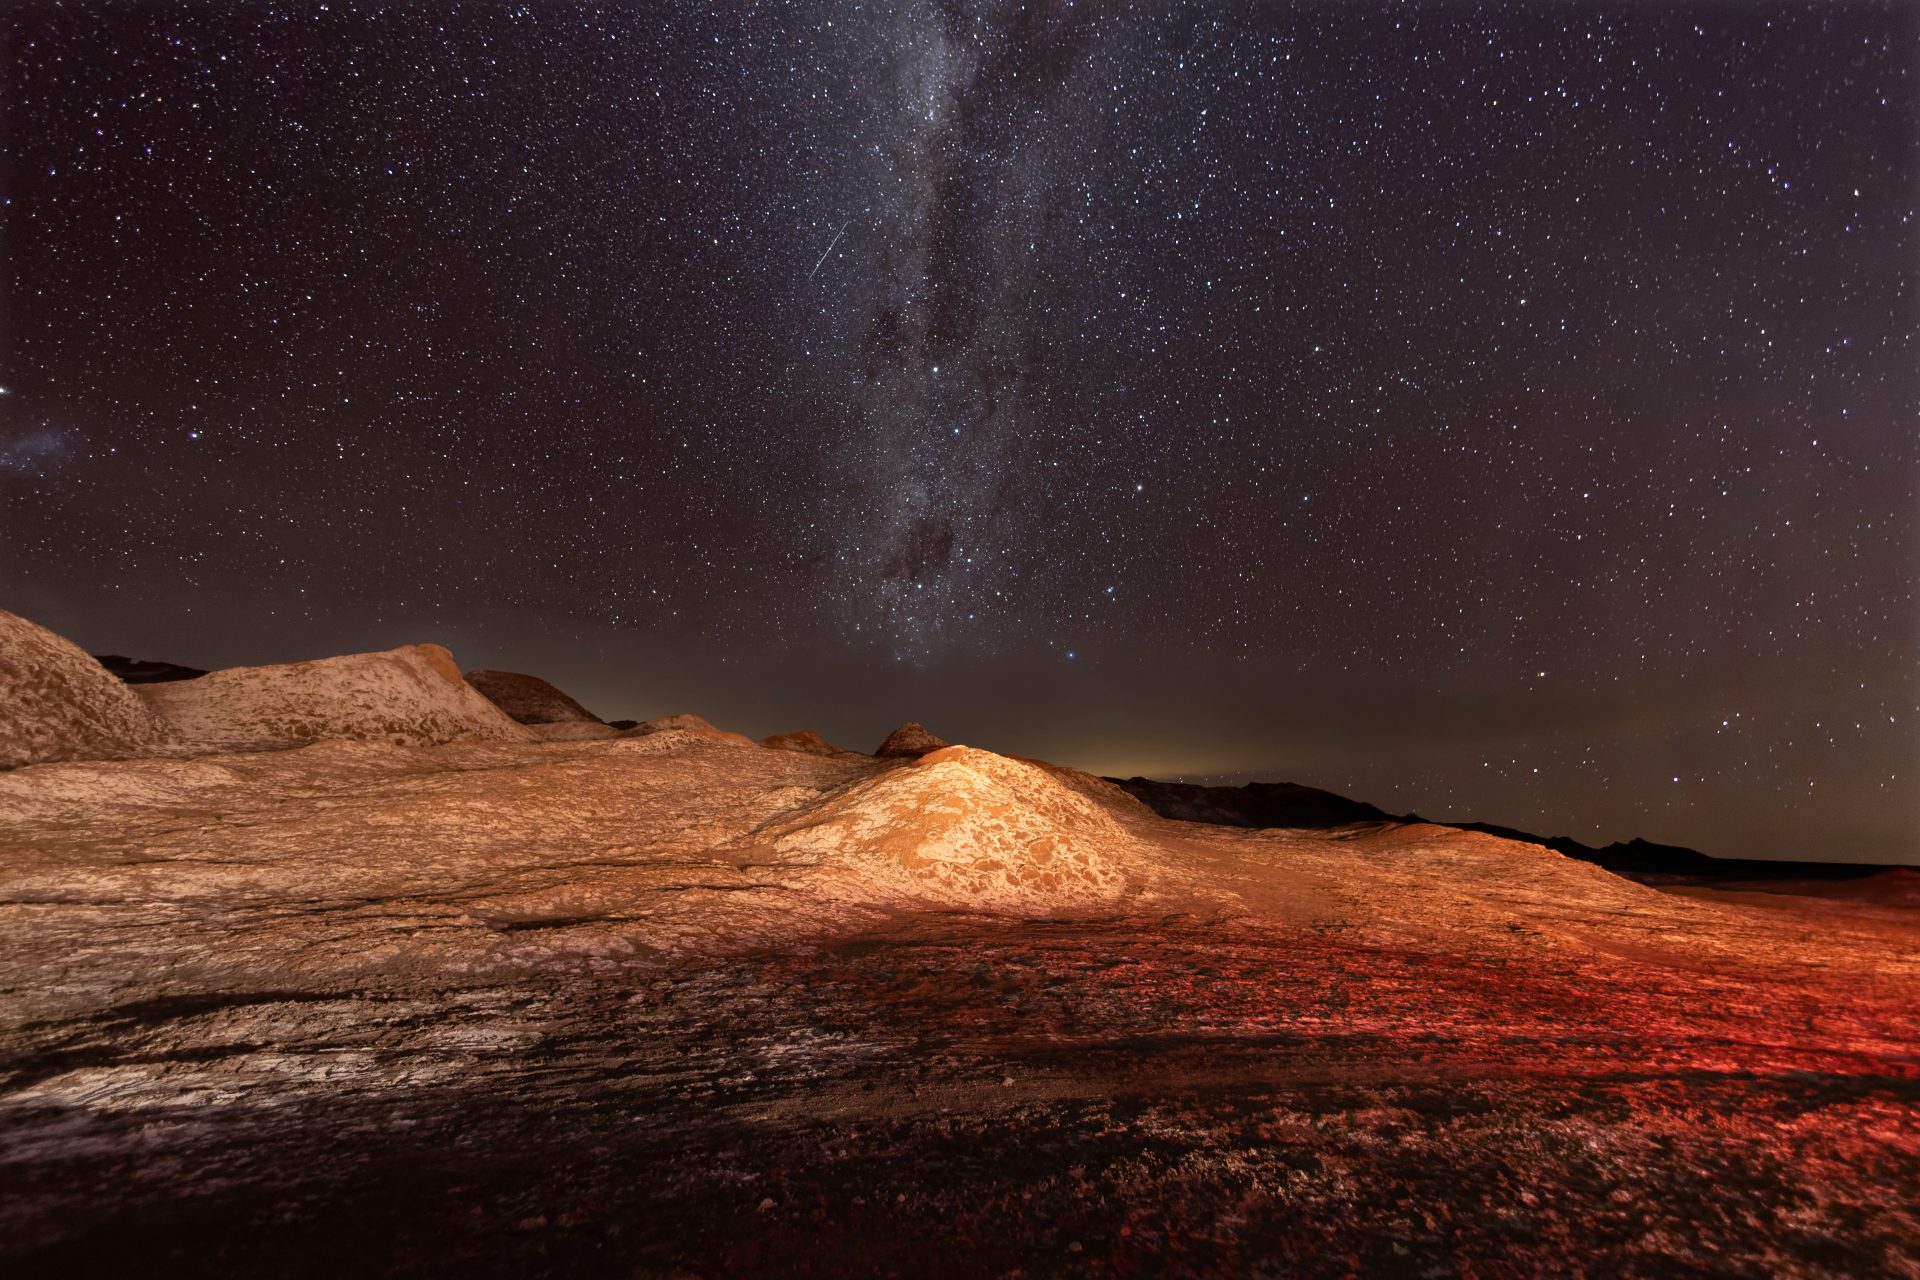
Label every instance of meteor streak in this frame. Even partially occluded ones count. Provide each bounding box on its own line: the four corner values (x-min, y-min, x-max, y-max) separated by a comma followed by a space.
808, 219, 849, 280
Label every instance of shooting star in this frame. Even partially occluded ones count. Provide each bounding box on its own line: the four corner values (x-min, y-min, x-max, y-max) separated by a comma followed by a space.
809, 219, 850, 280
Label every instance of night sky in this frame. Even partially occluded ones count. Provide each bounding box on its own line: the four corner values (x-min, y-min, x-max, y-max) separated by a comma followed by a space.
3, 2, 1914, 862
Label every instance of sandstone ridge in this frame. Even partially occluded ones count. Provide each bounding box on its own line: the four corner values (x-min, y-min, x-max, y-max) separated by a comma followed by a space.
0, 609, 178, 769
138, 644, 532, 751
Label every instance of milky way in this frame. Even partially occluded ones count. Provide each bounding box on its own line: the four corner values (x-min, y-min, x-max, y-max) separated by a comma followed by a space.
2, 2, 1914, 860
805, 3, 1124, 657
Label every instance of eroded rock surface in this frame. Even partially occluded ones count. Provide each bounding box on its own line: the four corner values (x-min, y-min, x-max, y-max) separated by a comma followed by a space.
0, 609, 178, 769
463, 669, 603, 725
873, 719, 950, 757
0, 726, 1914, 1277
756, 747, 1167, 910
624, 713, 758, 747
137, 644, 530, 751
761, 729, 857, 757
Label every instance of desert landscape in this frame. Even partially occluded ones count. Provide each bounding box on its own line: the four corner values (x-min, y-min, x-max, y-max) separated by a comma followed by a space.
7, 1, 1915, 1274
2, 607, 1915, 1277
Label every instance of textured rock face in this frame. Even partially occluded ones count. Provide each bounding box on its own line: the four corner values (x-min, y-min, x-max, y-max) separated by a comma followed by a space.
463, 669, 602, 725
138, 644, 532, 751
0, 609, 178, 769
760, 746, 1160, 909
622, 714, 759, 748
761, 729, 855, 757
523, 721, 620, 742
873, 720, 950, 758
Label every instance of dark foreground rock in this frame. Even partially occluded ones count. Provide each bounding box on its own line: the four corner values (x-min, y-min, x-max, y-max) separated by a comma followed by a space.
3, 917, 1915, 1279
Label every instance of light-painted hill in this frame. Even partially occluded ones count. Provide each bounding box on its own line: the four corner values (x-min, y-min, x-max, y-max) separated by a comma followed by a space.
139, 644, 532, 751
623, 713, 759, 747
761, 746, 1164, 910
0, 608, 178, 769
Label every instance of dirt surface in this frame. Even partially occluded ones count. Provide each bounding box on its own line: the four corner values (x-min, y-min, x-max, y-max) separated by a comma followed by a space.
1, 733, 1915, 1277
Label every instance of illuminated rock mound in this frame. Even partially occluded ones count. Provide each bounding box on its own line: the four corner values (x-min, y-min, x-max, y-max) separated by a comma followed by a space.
622, 713, 758, 747
138, 644, 532, 751
762, 746, 1161, 910
761, 729, 857, 757
627, 712, 718, 735
0, 608, 178, 769
874, 720, 949, 758
463, 668, 603, 725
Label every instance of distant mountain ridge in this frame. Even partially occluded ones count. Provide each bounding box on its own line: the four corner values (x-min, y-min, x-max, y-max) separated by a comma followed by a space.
1107, 776, 1395, 830
93, 654, 208, 684
1108, 775, 1902, 887
73, 640, 1903, 883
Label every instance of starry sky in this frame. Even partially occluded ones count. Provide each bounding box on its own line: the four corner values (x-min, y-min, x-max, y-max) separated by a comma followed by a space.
3, 2, 1914, 862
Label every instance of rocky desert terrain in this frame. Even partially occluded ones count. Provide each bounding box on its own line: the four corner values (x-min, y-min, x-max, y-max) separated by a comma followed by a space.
1, 609, 1915, 1277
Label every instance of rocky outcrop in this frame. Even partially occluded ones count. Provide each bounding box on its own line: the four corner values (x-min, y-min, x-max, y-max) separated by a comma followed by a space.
621, 713, 758, 748
0, 609, 178, 769
874, 720, 950, 758
463, 669, 603, 725
138, 644, 531, 751
762, 729, 857, 757
760, 746, 1159, 909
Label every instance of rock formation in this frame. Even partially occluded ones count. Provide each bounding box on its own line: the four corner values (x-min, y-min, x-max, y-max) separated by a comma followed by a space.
0, 609, 178, 769
761, 729, 856, 757
138, 644, 532, 751
463, 668, 603, 725
874, 720, 950, 758
620, 713, 759, 748
759, 746, 1159, 909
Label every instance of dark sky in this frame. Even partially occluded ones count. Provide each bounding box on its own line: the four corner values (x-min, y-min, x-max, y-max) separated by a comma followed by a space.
3, 2, 1915, 862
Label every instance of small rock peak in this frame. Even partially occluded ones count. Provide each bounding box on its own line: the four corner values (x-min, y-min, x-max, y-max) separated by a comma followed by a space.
874, 720, 950, 758
762, 729, 852, 757
409, 643, 466, 687
463, 668, 603, 725
753, 744, 1159, 910
617, 714, 760, 749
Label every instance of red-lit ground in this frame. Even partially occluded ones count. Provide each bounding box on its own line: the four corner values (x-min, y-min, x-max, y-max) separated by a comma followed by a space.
1, 735, 1915, 1276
